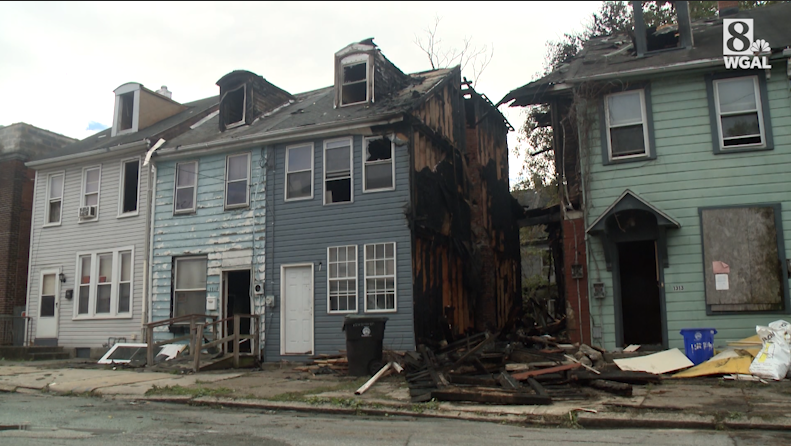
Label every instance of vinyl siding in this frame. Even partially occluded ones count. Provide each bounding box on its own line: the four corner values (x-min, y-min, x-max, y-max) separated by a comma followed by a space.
264, 134, 413, 361
150, 150, 266, 341
584, 66, 791, 350
27, 155, 148, 347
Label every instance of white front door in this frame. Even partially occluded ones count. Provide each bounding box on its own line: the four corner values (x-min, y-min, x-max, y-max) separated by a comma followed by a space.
36, 271, 59, 340
281, 265, 313, 355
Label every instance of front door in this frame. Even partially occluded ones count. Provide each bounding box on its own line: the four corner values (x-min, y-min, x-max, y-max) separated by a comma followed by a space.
35, 271, 59, 341
223, 270, 251, 353
281, 265, 313, 355
617, 240, 663, 347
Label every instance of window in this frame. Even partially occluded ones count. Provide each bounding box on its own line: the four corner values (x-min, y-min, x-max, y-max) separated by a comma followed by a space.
119, 159, 140, 215
324, 138, 352, 204
80, 166, 101, 220
285, 144, 313, 201
40, 273, 57, 318
45, 172, 64, 225
225, 153, 250, 208
604, 90, 650, 160
74, 247, 133, 319
363, 136, 395, 192
364, 242, 396, 312
118, 92, 135, 132
328, 245, 357, 313
340, 55, 368, 106
173, 257, 208, 318
174, 161, 197, 214
700, 204, 788, 314
221, 85, 246, 129
713, 76, 765, 150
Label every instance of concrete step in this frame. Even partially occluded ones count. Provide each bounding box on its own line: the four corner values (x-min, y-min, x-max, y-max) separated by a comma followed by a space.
29, 351, 71, 361
0, 346, 69, 360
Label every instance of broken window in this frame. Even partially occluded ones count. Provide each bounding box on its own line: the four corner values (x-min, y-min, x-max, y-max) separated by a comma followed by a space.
46, 173, 63, 225
605, 90, 649, 159
225, 153, 250, 208
118, 92, 134, 131
39, 273, 56, 318
174, 161, 197, 214
328, 245, 357, 313
341, 59, 368, 106
364, 242, 396, 312
173, 257, 207, 318
221, 85, 246, 128
120, 159, 139, 214
363, 136, 394, 191
286, 144, 312, 200
713, 76, 765, 149
324, 139, 352, 204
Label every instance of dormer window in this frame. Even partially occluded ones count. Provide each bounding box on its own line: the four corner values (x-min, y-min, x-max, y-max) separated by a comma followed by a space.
118, 93, 134, 131
340, 55, 369, 106
112, 83, 141, 137
221, 85, 246, 129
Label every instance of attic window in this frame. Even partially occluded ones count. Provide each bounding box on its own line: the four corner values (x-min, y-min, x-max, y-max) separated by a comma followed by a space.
341, 57, 368, 106
119, 92, 135, 131
221, 85, 246, 128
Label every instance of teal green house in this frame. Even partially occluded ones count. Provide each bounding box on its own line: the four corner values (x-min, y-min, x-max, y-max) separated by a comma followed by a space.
500, 2, 791, 351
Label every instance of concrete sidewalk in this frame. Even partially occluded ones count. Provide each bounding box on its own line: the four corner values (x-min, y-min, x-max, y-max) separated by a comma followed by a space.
2, 360, 791, 431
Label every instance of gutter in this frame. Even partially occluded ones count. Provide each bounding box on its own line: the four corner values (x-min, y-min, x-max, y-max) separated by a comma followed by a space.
155, 115, 405, 160
26, 139, 149, 169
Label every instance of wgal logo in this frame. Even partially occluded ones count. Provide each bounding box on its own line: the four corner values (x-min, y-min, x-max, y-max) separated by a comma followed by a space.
723, 18, 771, 69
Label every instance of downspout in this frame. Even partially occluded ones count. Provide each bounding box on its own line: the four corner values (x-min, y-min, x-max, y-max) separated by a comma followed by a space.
24, 170, 39, 346
250, 147, 265, 359
144, 160, 157, 338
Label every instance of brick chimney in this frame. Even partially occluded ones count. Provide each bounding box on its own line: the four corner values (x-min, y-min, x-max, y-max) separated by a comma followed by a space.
718, 1, 739, 16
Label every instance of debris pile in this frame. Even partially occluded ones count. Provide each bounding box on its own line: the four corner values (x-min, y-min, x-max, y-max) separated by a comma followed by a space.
294, 354, 349, 375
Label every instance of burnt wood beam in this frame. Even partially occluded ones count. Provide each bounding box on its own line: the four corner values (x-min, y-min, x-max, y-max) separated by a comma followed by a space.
408, 114, 458, 158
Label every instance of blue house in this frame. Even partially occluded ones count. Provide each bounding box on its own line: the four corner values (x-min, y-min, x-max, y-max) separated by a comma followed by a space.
148, 39, 520, 362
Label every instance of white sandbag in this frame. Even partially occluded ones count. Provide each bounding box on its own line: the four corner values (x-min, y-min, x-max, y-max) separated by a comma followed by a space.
749, 325, 791, 381
768, 320, 791, 378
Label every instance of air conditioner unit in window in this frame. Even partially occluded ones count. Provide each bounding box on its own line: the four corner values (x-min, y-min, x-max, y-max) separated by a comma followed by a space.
79, 205, 97, 219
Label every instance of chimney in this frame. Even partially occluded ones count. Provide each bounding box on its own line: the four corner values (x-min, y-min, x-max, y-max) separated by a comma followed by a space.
631, 1, 647, 57
718, 1, 739, 16
156, 86, 172, 99
677, 1, 694, 49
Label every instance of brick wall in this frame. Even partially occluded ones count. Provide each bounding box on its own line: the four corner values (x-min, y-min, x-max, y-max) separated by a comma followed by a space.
562, 217, 591, 345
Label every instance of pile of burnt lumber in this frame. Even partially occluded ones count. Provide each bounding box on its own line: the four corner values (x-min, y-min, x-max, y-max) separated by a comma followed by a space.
403, 331, 660, 404
294, 354, 348, 374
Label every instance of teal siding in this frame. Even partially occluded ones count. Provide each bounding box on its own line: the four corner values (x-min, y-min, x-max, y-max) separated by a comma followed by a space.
264, 134, 414, 361
584, 66, 791, 350
150, 150, 266, 341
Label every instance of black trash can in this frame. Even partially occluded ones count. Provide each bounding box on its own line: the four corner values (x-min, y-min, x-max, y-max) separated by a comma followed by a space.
343, 315, 388, 376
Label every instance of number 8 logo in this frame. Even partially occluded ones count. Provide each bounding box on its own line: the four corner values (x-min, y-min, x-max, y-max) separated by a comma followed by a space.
723, 19, 754, 56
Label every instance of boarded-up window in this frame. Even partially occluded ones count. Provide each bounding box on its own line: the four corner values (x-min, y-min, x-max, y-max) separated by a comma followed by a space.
700, 205, 788, 313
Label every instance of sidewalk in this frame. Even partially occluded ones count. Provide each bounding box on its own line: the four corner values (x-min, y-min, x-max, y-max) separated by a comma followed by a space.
2, 360, 791, 431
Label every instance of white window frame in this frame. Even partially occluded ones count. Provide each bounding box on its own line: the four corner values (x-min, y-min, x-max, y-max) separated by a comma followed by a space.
173, 256, 208, 320
713, 76, 766, 150
72, 246, 134, 320
604, 89, 650, 161
174, 161, 198, 215
117, 157, 141, 218
222, 84, 246, 129
79, 165, 101, 222
362, 135, 396, 193
44, 171, 65, 227
363, 242, 397, 313
339, 54, 369, 107
38, 268, 60, 320
327, 245, 358, 314
225, 152, 251, 209
285, 143, 314, 202
323, 137, 354, 206
112, 84, 140, 137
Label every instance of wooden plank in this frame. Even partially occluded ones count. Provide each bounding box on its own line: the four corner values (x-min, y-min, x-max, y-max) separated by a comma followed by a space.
498, 372, 521, 389
526, 378, 549, 398
588, 379, 633, 397
432, 387, 552, 406
511, 363, 581, 380
449, 331, 493, 370
570, 370, 662, 384
447, 375, 498, 387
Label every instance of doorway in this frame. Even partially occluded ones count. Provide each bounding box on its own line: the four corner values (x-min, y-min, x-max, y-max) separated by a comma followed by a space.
617, 240, 662, 347
223, 270, 251, 353
280, 264, 314, 355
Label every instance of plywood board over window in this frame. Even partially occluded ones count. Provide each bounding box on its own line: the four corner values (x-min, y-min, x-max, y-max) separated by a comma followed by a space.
700, 204, 789, 314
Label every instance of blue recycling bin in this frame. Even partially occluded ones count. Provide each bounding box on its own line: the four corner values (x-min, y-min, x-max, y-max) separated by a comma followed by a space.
680, 328, 717, 365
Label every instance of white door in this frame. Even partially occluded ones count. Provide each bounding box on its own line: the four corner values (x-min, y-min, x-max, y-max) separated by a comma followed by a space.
282, 265, 313, 355
36, 271, 59, 340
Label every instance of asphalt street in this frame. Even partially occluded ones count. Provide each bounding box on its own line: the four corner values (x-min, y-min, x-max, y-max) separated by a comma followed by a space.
0, 392, 786, 445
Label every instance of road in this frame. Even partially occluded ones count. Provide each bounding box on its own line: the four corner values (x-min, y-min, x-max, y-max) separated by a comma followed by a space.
0, 393, 785, 445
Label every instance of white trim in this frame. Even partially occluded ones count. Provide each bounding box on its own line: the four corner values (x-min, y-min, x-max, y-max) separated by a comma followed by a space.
79, 165, 101, 223
323, 137, 354, 205
362, 135, 396, 193
284, 143, 314, 202
173, 256, 208, 319
24, 170, 38, 344
221, 84, 247, 129
586, 189, 682, 233
280, 263, 315, 356
36, 268, 61, 339
43, 171, 65, 227
72, 245, 135, 320
712, 75, 766, 150
173, 160, 198, 214
117, 156, 141, 218
363, 242, 397, 313
326, 245, 358, 314
224, 152, 251, 209
26, 140, 148, 169
604, 89, 650, 161
339, 57, 369, 107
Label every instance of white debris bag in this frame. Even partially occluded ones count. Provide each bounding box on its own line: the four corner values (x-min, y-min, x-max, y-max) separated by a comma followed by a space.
749, 325, 791, 381
767, 320, 791, 378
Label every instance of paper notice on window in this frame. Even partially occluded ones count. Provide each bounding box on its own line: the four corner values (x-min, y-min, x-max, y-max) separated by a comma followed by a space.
715, 273, 729, 290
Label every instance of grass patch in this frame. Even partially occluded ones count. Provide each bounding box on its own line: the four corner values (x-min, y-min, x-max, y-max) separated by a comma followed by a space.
410, 399, 440, 413
145, 384, 235, 398
267, 377, 369, 402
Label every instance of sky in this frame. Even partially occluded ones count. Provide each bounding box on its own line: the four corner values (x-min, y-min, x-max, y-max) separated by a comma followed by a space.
0, 1, 602, 185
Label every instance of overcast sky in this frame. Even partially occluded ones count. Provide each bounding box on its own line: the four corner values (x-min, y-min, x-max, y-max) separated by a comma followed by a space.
0, 1, 601, 184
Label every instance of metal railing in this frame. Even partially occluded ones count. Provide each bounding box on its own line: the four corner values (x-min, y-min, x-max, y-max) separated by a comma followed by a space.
0, 315, 31, 346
